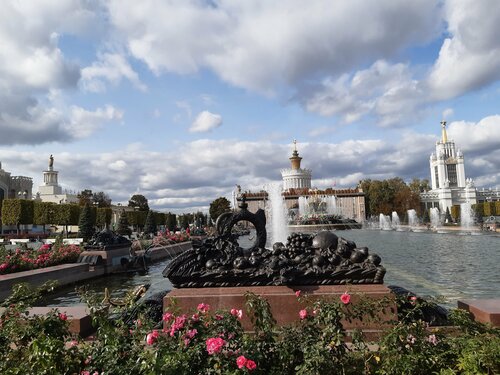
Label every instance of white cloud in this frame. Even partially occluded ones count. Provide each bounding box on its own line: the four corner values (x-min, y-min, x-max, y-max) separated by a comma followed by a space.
447, 115, 500, 153
0, 0, 112, 145
106, 0, 440, 94
427, 0, 500, 99
305, 60, 425, 126
442, 108, 454, 120
65, 105, 124, 138
81, 53, 147, 92
189, 111, 222, 133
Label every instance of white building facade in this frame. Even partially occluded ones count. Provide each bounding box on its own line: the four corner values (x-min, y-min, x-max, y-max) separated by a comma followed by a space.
280, 141, 312, 191
421, 121, 500, 211
36, 155, 78, 204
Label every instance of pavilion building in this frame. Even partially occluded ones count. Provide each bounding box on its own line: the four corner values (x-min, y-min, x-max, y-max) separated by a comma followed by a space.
239, 142, 366, 222
420, 121, 499, 212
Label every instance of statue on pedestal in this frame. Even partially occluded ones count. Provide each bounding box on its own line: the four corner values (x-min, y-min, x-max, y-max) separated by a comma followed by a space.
49, 155, 54, 168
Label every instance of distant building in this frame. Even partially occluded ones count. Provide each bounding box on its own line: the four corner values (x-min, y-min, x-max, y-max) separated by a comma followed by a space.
239, 143, 366, 222
36, 155, 78, 204
0, 161, 33, 201
420, 121, 500, 211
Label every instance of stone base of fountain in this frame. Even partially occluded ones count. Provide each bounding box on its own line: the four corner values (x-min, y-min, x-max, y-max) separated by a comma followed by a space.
164, 284, 397, 336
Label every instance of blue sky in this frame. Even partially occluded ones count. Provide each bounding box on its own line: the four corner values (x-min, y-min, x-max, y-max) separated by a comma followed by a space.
1, 0, 499, 213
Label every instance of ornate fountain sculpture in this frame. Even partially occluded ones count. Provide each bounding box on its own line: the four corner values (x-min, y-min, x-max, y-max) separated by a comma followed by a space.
164, 195, 385, 288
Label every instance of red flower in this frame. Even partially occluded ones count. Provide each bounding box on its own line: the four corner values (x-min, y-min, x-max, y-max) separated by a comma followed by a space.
230, 308, 243, 319
197, 303, 210, 313
295, 290, 301, 298
59, 312, 68, 321
246, 359, 257, 371
205, 337, 225, 355
299, 309, 307, 320
236, 355, 247, 369
340, 292, 351, 305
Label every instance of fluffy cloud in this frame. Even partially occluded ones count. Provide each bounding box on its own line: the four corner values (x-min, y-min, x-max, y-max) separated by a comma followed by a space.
0, 0, 119, 145
428, 0, 500, 99
81, 53, 147, 92
447, 115, 500, 154
106, 0, 440, 94
65, 105, 123, 139
304, 60, 425, 126
189, 111, 222, 133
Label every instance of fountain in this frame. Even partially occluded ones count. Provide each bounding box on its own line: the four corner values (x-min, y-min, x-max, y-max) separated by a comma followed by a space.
430, 207, 441, 230
391, 211, 401, 230
379, 214, 392, 230
326, 195, 338, 215
298, 196, 309, 217
407, 209, 420, 231
266, 182, 290, 245
460, 202, 474, 232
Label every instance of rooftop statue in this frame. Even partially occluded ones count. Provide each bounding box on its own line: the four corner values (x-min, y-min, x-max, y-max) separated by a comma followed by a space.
49, 154, 54, 168
164, 195, 385, 288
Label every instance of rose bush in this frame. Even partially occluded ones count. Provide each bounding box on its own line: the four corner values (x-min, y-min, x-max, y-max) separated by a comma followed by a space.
0, 244, 82, 275
0, 283, 499, 374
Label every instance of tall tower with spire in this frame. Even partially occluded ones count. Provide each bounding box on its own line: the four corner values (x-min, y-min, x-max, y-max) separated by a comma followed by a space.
280, 140, 312, 191
429, 121, 466, 191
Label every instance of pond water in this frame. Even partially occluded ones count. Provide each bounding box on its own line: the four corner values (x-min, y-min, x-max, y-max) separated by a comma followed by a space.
41, 229, 500, 308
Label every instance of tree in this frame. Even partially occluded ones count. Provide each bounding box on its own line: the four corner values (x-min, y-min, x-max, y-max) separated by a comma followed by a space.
96, 207, 112, 229
78, 204, 94, 241
166, 213, 177, 231
78, 189, 93, 206
408, 178, 431, 193
93, 191, 112, 208
117, 210, 131, 236
128, 194, 149, 211
34, 201, 56, 233
209, 197, 231, 222
144, 210, 157, 235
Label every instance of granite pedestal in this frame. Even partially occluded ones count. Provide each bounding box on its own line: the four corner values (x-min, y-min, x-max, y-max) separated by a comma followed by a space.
164, 284, 396, 337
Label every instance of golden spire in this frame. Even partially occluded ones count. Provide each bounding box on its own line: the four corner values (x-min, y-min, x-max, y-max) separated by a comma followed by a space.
290, 140, 302, 169
441, 120, 448, 143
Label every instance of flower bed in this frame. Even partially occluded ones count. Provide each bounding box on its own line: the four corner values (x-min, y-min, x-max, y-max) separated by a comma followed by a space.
151, 232, 191, 247
1, 285, 499, 374
0, 244, 83, 275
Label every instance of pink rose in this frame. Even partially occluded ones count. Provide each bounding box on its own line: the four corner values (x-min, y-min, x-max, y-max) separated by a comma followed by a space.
426, 334, 438, 345
185, 329, 198, 339
215, 314, 224, 320
206, 337, 225, 355
162, 312, 174, 321
197, 303, 210, 313
230, 308, 243, 319
59, 313, 68, 321
246, 359, 257, 371
80, 371, 90, 375
146, 330, 159, 345
295, 290, 301, 298
236, 355, 247, 369
191, 313, 200, 322
340, 292, 351, 305
68, 340, 78, 348
409, 296, 417, 305
299, 309, 307, 320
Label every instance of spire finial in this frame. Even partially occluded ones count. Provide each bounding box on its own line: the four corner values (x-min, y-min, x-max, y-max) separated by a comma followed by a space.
293, 139, 297, 151
440, 120, 448, 143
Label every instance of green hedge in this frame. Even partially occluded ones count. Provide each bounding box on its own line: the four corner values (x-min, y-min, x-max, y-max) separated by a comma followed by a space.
1, 199, 34, 225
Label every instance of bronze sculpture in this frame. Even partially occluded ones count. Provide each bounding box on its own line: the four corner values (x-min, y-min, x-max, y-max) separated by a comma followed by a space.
164, 195, 385, 288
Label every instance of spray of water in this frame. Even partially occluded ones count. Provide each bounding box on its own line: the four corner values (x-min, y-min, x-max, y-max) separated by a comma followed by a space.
430, 207, 441, 229
379, 213, 392, 230
391, 211, 400, 230
265, 183, 290, 245
407, 209, 418, 228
